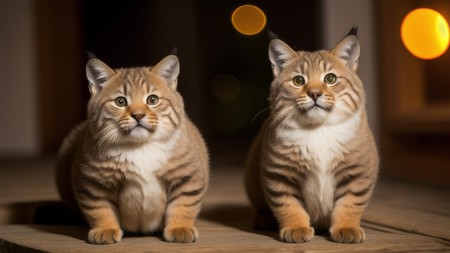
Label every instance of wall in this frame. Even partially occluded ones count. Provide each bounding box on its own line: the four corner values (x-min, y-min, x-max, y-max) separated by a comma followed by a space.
0, 0, 39, 156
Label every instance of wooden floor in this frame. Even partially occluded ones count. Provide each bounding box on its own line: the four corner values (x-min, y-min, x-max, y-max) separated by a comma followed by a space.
0, 159, 449, 252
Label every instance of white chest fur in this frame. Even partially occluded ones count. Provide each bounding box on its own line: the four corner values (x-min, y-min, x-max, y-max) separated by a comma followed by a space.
277, 113, 361, 222
107, 131, 180, 175
104, 132, 180, 232
278, 113, 360, 168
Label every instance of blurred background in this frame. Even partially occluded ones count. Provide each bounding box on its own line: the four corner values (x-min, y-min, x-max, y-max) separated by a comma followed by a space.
0, 0, 449, 186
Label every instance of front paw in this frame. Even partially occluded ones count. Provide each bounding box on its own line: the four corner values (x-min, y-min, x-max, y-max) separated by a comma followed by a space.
330, 227, 365, 243
88, 228, 123, 244
280, 227, 314, 243
164, 226, 198, 243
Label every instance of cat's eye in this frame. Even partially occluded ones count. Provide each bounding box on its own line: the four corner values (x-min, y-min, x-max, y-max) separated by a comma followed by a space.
114, 97, 127, 107
324, 73, 338, 85
147, 95, 159, 105
292, 75, 306, 87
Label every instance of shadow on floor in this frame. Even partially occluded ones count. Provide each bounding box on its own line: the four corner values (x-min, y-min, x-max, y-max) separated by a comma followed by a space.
2, 201, 281, 242
200, 203, 279, 240
0, 201, 83, 225
0, 201, 88, 241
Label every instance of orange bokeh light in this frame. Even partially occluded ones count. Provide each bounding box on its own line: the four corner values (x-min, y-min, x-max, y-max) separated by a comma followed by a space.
401, 8, 450, 60
231, 5, 266, 36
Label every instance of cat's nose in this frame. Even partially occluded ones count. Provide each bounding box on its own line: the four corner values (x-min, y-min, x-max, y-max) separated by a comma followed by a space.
132, 114, 145, 122
307, 90, 323, 101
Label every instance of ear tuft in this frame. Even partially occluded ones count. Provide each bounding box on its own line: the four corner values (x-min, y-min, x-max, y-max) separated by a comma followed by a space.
330, 31, 360, 72
87, 51, 97, 60
86, 58, 115, 95
267, 29, 279, 40
152, 55, 180, 89
268, 39, 298, 77
347, 26, 358, 37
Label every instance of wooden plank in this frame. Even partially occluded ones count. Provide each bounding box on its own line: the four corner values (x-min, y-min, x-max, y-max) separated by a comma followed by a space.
364, 179, 450, 241
364, 203, 450, 241
1, 163, 449, 252
0, 223, 449, 253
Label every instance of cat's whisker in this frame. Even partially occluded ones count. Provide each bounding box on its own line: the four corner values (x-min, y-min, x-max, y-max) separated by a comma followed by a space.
262, 104, 297, 141
251, 106, 271, 125
93, 123, 127, 151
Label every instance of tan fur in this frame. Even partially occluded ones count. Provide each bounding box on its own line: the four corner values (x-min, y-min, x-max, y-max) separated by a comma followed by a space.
55, 55, 209, 244
245, 30, 378, 243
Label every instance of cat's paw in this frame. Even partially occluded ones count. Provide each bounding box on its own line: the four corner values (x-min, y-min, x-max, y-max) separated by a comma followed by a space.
330, 227, 365, 243
87, 228, 123, 244
280, 226, 314, 243
164, 226, 198, 243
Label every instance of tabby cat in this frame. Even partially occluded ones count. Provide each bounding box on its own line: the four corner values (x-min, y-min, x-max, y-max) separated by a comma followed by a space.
55, 54, 209, 244
244, 28, 379, 243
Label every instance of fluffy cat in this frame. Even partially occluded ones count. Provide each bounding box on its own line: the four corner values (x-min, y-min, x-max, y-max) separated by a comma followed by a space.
244, 28, 379, 243
55, 55, 209, 244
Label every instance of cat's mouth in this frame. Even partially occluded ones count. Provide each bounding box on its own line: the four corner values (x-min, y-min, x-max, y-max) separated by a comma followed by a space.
303, 103, 332, 113
134, 124, 155, 133
122, 124, 155, 135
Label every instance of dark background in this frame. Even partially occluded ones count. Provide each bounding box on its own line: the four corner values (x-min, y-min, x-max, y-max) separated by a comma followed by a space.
37, 0, 323, 166
2, 0, 449, 186
82, 0, 322, 141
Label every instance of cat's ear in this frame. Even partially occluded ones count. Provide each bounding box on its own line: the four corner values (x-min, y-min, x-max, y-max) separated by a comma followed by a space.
152, 55, 180, 89
330, 31, 360, 72
86, 59, 115, 96
269, 39, 298, 77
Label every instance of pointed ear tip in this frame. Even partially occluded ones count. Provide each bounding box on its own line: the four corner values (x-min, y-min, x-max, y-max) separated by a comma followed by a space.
85, 59, 96, 70
269, 39, 284, 49
343, 35, 359, 45
86, 58, 104, 67
270, 38, 282, 43
86, 58, 95, 65
165, 54, 179, 64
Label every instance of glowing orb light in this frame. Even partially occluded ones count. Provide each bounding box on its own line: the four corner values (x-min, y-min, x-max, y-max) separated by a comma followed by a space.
401, 8, 450, 60
231, 4, 266, 36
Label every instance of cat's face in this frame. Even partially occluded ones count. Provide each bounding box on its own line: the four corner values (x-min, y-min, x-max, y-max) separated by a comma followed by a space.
86, 55, 183, 146
268, 34, 365, 127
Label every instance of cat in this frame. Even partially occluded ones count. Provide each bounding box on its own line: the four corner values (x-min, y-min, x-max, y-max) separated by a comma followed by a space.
55, 54, 209, 244
244, 28, 379, 243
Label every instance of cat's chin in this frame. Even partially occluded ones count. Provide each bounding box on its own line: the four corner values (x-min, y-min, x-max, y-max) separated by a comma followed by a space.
298, 107, 330, 126
122, 126, 152, 141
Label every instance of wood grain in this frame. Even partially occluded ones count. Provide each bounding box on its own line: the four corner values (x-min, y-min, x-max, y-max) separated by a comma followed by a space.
0, 160, 449, 252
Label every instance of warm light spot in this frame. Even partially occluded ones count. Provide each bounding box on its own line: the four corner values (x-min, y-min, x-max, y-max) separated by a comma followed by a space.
211, 73, 240, 101
401, 8, 450, 60
231, 4, 266, 36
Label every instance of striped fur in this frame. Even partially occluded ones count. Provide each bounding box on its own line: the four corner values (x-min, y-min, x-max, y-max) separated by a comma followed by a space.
245, 30, 378, 243
55, 55, 209, 244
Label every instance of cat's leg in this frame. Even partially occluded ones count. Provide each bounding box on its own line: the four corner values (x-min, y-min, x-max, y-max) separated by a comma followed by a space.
262, 180, 314, 243
261, 161, 314, 243
330, 183, 375, 243
163, 180, 206, 243
82, 202, 123, 244
271, 201, 314, 243
163, 203, 199, 243
72, 168, 123, 244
